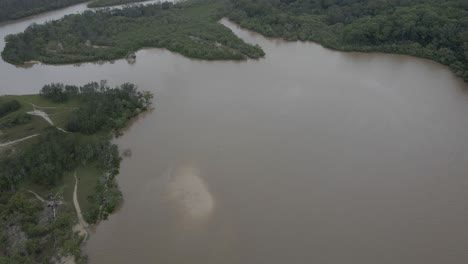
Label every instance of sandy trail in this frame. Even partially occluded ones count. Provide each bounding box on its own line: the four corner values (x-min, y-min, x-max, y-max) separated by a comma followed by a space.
27, 109, 54, 125
23, 101, 69, 132
24, 100, 78, 110
24, 101, 57, 109
73, 170, 89, 239
27, 109, 68, 133
0, 134, 39, 147
28, 173, 85, 264
27, 190, 46, 202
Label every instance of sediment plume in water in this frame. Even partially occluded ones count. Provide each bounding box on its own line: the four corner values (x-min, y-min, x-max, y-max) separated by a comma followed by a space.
166, 164, 215, 221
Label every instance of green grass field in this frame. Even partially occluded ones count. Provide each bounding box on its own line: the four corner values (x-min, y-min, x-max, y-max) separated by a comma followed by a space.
61, 164, 101, 215
0, 94, 81, 143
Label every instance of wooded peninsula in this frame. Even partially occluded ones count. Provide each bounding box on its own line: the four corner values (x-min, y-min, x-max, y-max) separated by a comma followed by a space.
1, 0, 265, 64
0, 82, 152, 263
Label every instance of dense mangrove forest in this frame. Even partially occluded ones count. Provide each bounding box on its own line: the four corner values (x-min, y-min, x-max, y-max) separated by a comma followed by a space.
226, 0, 468, 81
1, 0, 264, 64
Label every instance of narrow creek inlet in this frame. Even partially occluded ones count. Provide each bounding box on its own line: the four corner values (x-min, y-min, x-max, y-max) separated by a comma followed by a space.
1, 4, 468, 264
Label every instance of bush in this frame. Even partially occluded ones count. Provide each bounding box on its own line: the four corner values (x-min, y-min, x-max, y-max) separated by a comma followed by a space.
0, 100, 20, 117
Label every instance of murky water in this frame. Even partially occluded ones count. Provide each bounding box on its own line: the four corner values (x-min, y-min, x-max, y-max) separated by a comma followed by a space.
1, 5, 468, 264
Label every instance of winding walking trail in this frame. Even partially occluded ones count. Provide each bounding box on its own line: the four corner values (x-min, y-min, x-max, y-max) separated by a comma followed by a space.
28, 174, 86, 264
0, 134, 39, 148
27, 109, 54, 125
73, 170, 89, 239
0, 102, 70, 149
23, 101, 70, 132
27, 109, 68, 133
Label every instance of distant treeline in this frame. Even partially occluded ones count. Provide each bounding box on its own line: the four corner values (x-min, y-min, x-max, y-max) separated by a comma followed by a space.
0, 0, 152, 22
0, 0, 86, 22
87, 0, 148, 8
2, 0, 264, 64
227, 0, 468, 81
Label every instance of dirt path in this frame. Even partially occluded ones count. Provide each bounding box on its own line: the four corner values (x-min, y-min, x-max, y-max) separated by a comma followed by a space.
23, 101, 57, 109
0, 134, 39, 148
73, 170, 89, 239
27, 190, 46, 202
27, 109, 54, 125
22, 101, 70, 132
23, 100, 78, 110
27, 109, 68, 133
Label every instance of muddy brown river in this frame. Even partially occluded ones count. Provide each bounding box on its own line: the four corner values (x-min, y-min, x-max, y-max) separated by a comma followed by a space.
1, 4, 468, 264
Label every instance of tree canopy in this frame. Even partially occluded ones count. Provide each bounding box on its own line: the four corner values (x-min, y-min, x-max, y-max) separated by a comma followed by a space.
1, 0, 265, 65
227, 0, 468, 81
0, 81, 153, 262
87, 0, 149, 8
0, 0, 86, 22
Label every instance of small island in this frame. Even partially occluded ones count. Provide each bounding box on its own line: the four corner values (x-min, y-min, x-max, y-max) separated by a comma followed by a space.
1, 0, 265, 65
0, 81, 153, 263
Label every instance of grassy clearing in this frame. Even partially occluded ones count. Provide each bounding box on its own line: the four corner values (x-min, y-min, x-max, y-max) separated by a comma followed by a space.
0, 94, 81, 142
0, 116, 49, 142
61, 164, 101, 214
2, 94, 81, 109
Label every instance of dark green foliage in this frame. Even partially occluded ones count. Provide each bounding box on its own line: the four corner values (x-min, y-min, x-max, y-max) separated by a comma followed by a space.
66, 81, 152, 134
0, 100, 20, 118
0, 0, 86, 22
0, 81, 153, 191
0, 192, 84, 263
88, 0, 149, 8
21, 130, 82, 186
1, 0, 264, 65
0, 82, 151, 262
0, 127, 123, 189
85, 148, 122, 224
0, 113, 32, 129
40, 83, 69, 102
0, 129, 91, 187
227, 0, 468, 82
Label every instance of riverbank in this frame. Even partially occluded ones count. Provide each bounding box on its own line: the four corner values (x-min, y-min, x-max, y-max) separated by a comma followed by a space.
0, 82, 152, 263
1, 0, 264, 65
87, 0, 150, 8
0, 0, 86, 23
0, 0, 157, 23
226, 0, 468, 82
2, 0, 467, 82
